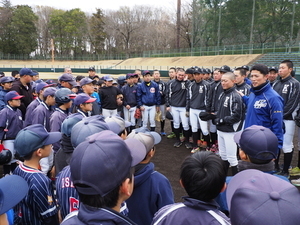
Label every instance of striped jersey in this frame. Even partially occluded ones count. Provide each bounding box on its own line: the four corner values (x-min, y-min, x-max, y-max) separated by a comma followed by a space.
13, 163, 58, 225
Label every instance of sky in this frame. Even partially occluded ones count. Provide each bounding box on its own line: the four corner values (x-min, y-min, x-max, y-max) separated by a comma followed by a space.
10, 0, 189, 13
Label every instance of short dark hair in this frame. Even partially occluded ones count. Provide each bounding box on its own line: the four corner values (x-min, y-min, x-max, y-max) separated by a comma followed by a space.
281, 60, 293, 69
250, 64, 269, 76
11, 70, 19, 77
235, 68, 247, 76
169, 67, 176, 71
77, 168, 134, 208
76, 75, 85, 82
180, 151, 226, 201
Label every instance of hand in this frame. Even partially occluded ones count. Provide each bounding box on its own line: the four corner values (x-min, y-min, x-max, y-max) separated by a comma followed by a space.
126, 105, 131, 110
236, 90, 244, 97
156, 106, 160, 112
166, 107, 171, 111
140, 106, 145, 111
185, 111, 189, 117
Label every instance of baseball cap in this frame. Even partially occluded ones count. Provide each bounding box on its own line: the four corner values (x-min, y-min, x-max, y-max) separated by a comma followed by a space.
0, 72, 4, 78
193, 67, 202, 74
206, 68, 212, 74
45, 79, 57, 85
219, 65, 231, 73
0, 175, 29, 215
73, 93, 96, 106
127, 127, 161, 153
15, 124, 61, 157
105, 115, 131, 134
61, 115, 82, 137
88, 67, 95, 71
269, 66, 278, 73
59, 73, 77, 87
117, 76, 127, 85
142, 70, 151, 76
185, 67, 195, 74
0, 76, 14, 83
227, 169, 300, 225
43, 87, 56, 98
79, 77, 96, 86
102, 75, 113, 81
19, 68, 38, 76
71, 116, 119, 148
36, 82, 49, 94
236, 65, 250, 71
4, 91, 24, 102
233, 125, 278, 161
70, 130, 147, 196
55, 88, 73, 103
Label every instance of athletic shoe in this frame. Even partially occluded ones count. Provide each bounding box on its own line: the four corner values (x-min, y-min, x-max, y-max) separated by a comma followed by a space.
185, 142, 193, 149
191, 147, 200, 153
276, 171, 290, 179
160, 132, 166, 136
173, 141, 182, 148
167, 132, 176, 139
291, 178, 300, 186
289, 167, 300, 176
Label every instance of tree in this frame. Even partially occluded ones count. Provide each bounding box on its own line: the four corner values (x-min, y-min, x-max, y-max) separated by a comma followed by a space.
88, 8, 106, 54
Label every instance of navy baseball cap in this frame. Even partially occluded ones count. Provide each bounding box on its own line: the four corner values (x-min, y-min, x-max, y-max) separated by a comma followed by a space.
88, 67, 95, 71
36, 82, 49, 94
219, 65, 231, 73
61, 115, 82, 137
5, 91, 23, 102
125, 73, 136, 79
234, 125, 278, 161
70, 130, 147, 196
43, 87, 56, 98
19, 68, 38, 76
73, 93, 96, 106
0, 76, 14, 83
15, 124, 61, 157
59, 73, 77, 86
71, 116, 120, 148
193, 67, 202, 74
45, 79, 57, 85
227, 169, 300, 225
79, 77, 96, 86
142, 70, 151, 76
55, 88, 73, 103
102, 75, 113, 81
105, 115, 131, 134
269, 66, 278, 73
185, 67, 195, 74
0, 175, 29, 215
127, 127, 161, 153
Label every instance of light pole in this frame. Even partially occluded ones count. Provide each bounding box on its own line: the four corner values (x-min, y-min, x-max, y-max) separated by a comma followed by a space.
249, 0, 255, 54
289, 0, 296, 53
217, 1, 222, 54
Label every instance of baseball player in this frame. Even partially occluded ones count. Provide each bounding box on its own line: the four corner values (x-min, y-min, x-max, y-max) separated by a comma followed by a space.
273, 60, 300, 177
186, 67, 211, 153
165, 68, 192, 148
0, 76, 14, 111
153, 70, 167, 135
234, 67, 251, 96
13, 124, 61, 225
136, 70, 161, 131
268, 66, 279, 87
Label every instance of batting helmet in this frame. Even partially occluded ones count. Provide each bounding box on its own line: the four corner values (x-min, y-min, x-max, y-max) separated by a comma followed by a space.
0, 148, 12, 165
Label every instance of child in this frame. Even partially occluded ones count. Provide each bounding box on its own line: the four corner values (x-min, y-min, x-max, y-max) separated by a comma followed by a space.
0, 91, 24, 175
13, 124, 61, 225
0, 76, 14, 111
72, 93, 96, 118
152, 151, 229, 225
126, 128, 174, 225
50, 88, 73, 153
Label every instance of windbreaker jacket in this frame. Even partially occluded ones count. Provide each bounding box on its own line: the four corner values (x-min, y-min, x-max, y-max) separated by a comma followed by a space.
165, 79, 190, 107
99, 86, 122, 110
216, 86, 244, 132
186, 80, 210, 111
154, 79, 166, 105
122, 84, 138, 107
235, 82, 251, 96
151, 197, 230, 225
272, 75, 300, 120
126, 163, 174, 225
243, 82, 283, 149
0, 87, 9, 111
136, 81, 161, 107
0, 105, 23, 140
206, 80, 223, 113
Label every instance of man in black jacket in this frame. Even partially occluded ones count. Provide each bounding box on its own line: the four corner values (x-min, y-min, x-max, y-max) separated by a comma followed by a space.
215, 72, 244, 175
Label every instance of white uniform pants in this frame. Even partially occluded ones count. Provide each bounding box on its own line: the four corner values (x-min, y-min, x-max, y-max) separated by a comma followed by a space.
159, 105, 166, 120
170, 106, 189, 131
142, 105, 156, 128
123, 106, 136, 126
40, 149, 54, 175
209, 119, 217, 133
282, 120, 296, 153
189, 108, 209, 135
102, 109, 118, 118
217, 130, 238, 166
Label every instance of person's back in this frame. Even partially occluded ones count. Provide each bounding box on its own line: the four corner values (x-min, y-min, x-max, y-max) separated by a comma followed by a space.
152, 151, 230, 225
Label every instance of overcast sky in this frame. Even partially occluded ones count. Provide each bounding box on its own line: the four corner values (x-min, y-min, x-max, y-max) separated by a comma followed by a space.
10, 0, 189, 13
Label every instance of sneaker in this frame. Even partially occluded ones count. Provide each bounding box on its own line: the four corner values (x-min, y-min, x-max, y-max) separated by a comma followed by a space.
276, 171, 290, 179
167, 132, 176, 139
291, 178, 300, 186
290, 167, 300, 176
174, 141, 182, 148
160, 132, 166, 136
185, 142, 193, 149
191, 147, 200, 153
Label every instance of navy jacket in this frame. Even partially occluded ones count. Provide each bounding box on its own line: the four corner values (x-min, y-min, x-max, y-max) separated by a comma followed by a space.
0, 105, 23, 140
137, 81, 161, 107
152, 197, 230, 225
99, 86, 122, 110
122, 84, 138, 107
24, 98, 42, 127
61, 203, 136, 225
31, 102, 52, 131
154, 80, 166, 105
0, 87, 9, 111
126, 163, 174, 225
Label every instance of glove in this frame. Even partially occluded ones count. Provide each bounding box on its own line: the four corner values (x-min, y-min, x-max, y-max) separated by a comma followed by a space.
199, 112, 216, 121
185, 112, 189, 117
